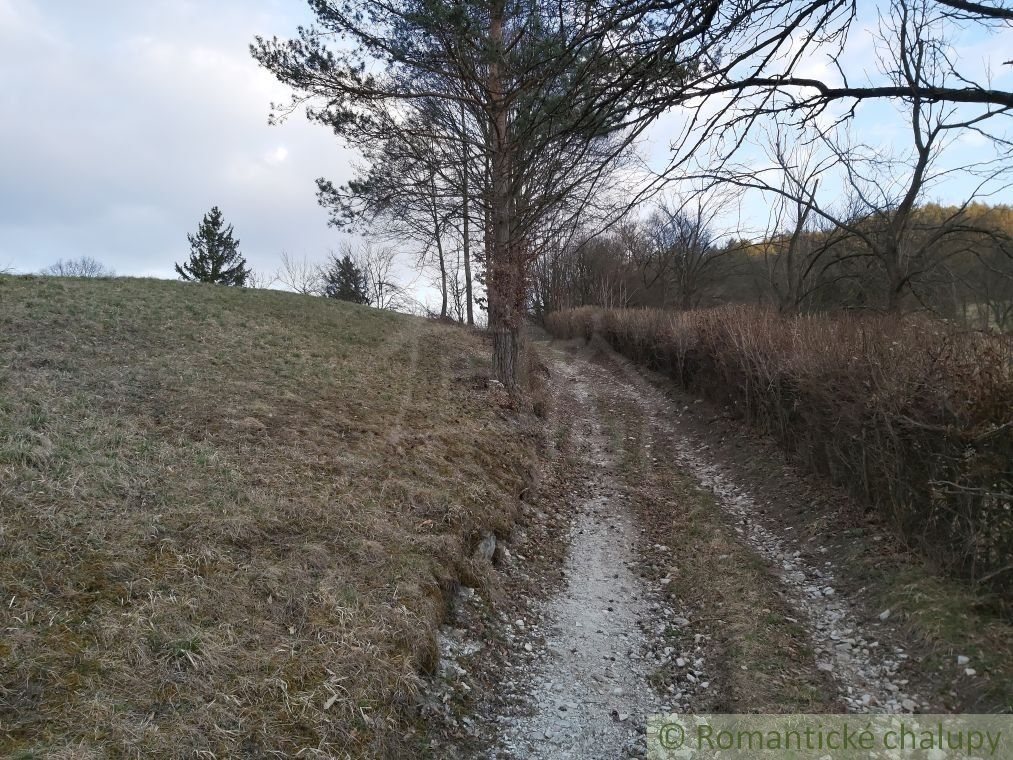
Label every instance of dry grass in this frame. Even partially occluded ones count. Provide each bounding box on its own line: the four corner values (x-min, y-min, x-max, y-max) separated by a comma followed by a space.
546, 306, 1013, 590
0, 276, 536, 758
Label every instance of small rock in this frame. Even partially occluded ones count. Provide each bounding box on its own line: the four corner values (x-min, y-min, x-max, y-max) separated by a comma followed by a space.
956, 655, 969, 666
879, 609, 891, 621
494, 544, 511, 565
965, 667, 977, 676
474, 534, 496, 562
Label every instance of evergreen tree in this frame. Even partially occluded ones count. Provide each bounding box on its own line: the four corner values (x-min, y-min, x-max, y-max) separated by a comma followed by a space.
176, 207, 250, 286
322, 254, 370, 304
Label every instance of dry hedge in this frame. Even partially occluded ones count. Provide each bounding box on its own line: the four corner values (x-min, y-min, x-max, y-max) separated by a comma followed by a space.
546, 305, 1013, 588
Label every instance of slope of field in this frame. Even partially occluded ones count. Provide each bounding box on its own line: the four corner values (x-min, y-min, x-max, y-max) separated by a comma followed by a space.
0, 276, 536, 757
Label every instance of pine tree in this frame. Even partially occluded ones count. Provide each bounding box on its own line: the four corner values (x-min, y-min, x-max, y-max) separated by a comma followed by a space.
322, 254, 370, 304
176, 207, 251, 286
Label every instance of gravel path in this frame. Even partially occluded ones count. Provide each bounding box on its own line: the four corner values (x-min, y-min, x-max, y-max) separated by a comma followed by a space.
498, 491, 655, 757
498, 358, 658, 756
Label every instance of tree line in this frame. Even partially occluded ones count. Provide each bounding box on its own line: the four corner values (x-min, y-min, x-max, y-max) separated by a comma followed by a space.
532, 199, 1013, 331
173, 207, 409, 308
34, 206, 405, 311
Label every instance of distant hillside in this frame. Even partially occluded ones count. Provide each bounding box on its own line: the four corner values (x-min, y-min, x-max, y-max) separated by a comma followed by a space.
0, 276, 535, 757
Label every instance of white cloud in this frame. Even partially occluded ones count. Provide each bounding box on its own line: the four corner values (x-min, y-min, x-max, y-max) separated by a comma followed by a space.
265, 146, 289, 166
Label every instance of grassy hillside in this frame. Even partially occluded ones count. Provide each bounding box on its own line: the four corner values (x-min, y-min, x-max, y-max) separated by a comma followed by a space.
0, 276, 536, 757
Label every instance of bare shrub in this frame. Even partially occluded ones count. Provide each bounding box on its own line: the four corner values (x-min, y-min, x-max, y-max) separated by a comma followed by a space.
43, 256, 114, 277
245, 268, 279, 289
277, 251, 323, 295
547, 306, 1013, 587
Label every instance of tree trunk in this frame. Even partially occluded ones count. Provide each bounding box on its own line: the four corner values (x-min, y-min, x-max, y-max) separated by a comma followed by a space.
488, 250, 524, 387
429, 173, 449, 319
461, 101, 474, 326
487, 0, 520, 388
886, 281, 904, 313
680, 285, 693, 312
884, 252, 905, 313
492, 313, 519, 386
437, 235, 448, 319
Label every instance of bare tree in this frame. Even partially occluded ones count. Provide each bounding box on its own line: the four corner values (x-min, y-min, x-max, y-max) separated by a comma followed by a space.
318, 104, 464, 319
447, 244, 471, 323
356, 242, 407, 312
43, 256, 114, 278
277, 252, 323, 295
245, 269, 279, 289
675, 0, 1013, 130
757, 130, 858, 313
695, 0, 1012, 312
639, 186, 741, 311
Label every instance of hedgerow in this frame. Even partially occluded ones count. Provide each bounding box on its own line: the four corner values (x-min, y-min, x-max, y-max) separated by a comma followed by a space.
546, 306, 1012, 588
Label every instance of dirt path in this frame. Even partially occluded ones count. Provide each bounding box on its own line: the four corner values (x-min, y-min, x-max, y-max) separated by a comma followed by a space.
495, 357, 660, 758
429, 337, 943, 758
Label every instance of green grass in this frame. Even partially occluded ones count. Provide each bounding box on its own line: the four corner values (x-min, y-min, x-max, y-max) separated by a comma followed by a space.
0, 275, 536, 757
873, 568, 1013, 711
642, 471, 832, 712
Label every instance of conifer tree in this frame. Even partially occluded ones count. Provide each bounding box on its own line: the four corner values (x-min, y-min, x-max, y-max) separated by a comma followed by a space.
176, 207, 250, 286
322, 254, 370, 304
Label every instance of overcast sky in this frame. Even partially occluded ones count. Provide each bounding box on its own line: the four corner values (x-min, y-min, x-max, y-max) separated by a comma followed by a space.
0, 0, 355, 280
1, 1, 1010, 287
